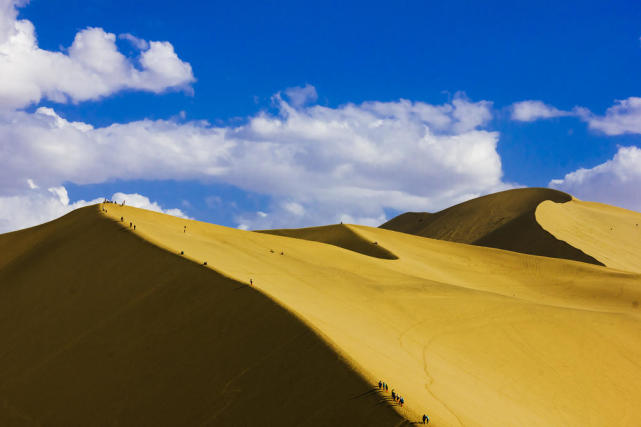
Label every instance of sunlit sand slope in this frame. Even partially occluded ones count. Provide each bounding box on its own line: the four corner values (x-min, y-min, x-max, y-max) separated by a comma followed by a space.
380, 188, 602, 265
258, 224, 398, 259
537, 199, 641, 273
0, 208, 404, 426
94, 203, 641, 426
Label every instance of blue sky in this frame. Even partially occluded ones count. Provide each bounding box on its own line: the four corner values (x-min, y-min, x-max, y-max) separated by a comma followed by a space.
1, 0, 640, 232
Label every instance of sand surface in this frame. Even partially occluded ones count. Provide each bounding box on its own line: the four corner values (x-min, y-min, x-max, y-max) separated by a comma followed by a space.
537, 198, 641, 273
0, 208, 404, 426
2, 195, 641, 426
94, 202, 641, 426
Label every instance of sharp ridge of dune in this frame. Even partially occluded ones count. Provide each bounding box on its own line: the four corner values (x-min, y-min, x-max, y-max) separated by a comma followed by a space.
380, 187, 608, 266
257, 223, 398, 260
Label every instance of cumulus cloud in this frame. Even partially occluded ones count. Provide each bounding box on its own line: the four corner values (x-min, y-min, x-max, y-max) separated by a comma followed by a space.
510, 100, 573, 122
0, 0, 194, 110
549, 146, 641, 212
0, 91, 511, 230
0, 184, 189, 233
111, 192, 190, 219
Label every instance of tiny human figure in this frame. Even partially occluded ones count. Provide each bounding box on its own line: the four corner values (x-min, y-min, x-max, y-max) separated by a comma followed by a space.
250, 278, 253, 286
133, 225, 136, 230
400, 397, 404, 406
423, 414, 429, 424
391, 390, 396, 400
378, 380, 382, 389
120, 216, 123, 222
184, 225, 186, 233
129, 222, 132, 228
385, 384, 388, 392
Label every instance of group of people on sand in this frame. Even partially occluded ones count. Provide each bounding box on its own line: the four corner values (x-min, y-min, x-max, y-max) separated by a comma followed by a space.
378, 380, 405, 407
377, 380, 429, 424
102, 198, 125, 206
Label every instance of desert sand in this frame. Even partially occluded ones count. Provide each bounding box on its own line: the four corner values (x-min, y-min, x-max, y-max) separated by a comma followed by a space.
380, 188, 602, 265
1, 189, 641, 426
537, 198, 641, 273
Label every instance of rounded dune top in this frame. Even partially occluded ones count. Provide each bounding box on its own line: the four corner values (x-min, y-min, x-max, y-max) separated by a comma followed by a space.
379, 187, 605, 265
381, 187, 572, 244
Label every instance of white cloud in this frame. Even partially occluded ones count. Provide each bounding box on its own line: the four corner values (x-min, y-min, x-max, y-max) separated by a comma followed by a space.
0, 0, 194, 110
585, 97, 641, 135
549, 146, 641, 212
510, 97, 641, 137
111, 192, 190, 219
0, 91, 511, 231
510, 100, 572, 122
284, 84, 318, 107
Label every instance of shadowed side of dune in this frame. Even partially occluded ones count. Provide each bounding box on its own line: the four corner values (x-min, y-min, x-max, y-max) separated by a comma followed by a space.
0, 207, 404, 426
381, 187, 603, 265
258, 224, 398, 260
378, 212, 433, 236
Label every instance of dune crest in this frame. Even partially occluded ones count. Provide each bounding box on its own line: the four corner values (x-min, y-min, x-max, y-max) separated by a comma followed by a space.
381, 187, 603, 265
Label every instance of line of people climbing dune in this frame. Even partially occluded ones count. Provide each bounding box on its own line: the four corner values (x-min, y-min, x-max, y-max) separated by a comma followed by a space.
378, 380, 429, 424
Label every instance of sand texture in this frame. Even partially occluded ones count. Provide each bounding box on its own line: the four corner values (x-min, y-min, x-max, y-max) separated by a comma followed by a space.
1, 190, 641, 426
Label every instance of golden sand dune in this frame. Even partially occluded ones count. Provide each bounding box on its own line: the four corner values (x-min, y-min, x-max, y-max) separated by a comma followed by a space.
537, 199, 641, 273
380, 188, 603, 265
2, 199, 641, 426
0, 208, 403, 426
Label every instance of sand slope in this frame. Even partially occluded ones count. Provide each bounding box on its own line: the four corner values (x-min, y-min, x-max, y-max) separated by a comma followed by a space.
79, 203, 641, 426
258, 224, 398, 259
0, 208, 404, 426
380, 188, 602, 265
537, 198, 641, 273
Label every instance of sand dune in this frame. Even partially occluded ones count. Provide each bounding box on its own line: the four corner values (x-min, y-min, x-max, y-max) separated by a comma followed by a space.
380, 188, 603, 265
0, 208, 403, 426
2, 197, 641, 426
537, 198, 641, 273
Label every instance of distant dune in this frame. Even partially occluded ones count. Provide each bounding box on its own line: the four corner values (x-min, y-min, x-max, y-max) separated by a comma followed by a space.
1, 192, 641, 426
381, 188, 606, 265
